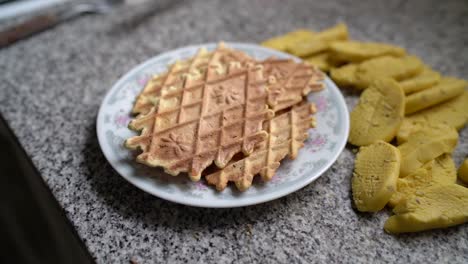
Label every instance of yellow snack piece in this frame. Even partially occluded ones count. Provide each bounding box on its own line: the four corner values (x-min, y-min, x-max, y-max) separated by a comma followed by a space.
355, 56, 424, 89
287, 39, 329, 57
396, 120, 425, 145
407, 91, 468, 128
397, 92, 468, 144
304, 52, 336, 72
261, 37, 289, 51
314, 23, 349, 42
459, 159, 468, 184
286, 23, 348, 57
349, 78, 405, 146
430, 154, 458, 184
405, 77, 466, 114
399, 67, 441, 94
352, 141, 400, 212
330, 64, 359, 87
384, 184, 468, 234
329, 41, 406, 63
261, 29, 315, 51
388, 154, 457, 207
398, 123, 458, 177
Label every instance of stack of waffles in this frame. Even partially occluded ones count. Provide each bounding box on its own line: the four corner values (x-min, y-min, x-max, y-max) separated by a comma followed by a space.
125, 43, 324, 191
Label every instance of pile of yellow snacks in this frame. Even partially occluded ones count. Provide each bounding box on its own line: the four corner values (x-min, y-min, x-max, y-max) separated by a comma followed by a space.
262, 24, 468, 234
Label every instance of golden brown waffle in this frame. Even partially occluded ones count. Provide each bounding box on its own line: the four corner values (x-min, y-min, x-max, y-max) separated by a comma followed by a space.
262, 58, 324, 112
128, 44, 255, 150
125, 45, 275, 180
132, 45, 254, 115
205, 102, 317, 191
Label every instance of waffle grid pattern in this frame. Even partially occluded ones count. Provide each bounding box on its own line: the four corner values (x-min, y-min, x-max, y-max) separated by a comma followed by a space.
206, 103, 315, 190
126, 46, 274, 180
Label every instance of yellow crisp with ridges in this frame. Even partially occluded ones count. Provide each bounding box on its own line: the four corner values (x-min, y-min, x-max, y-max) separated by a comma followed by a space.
399, 67, 441, 94
330, 64, 359, 87
406, 91, 468, 128
384, 184, 468, 234
349, 78, 405, 146
459, 159, 468, 184
330, 56, 424, 89
287, 39, 329, 57
355, 56, 424, 89
287, 23, 349, 57
388, 154, 456, 207
398, 123, 458, 177
261, 29, 315, 51
329, 41, 406, 63
397, 92, 468, 144
352, 141, 400, 212
314, 23, 349, 42
405, 77, 466, 114
396, 120, 426, 145
305, 52, 337, 72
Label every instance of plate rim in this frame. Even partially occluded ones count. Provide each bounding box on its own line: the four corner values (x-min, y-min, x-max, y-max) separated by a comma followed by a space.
96, 42, 350, 208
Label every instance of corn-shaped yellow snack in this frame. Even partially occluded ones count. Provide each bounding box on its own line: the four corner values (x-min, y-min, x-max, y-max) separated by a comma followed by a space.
399, 67, 441, 94
314, 23, 349, 42
388, 154, 456, 207
349, 78, 405, 146
330, 64, 359, 87
384, 184, 468, 234
396, 120, 425, 145
352, 141, 400, 212
305, 52, 338, 72
355, 56, 424, 89
287, 39, 329, 57
261, 29, 315, 51
407, 92, 468, 127
287, 24, 349, 58
397, 92, 468, 144
329, 41, 406, 63
398, 123, 458, 177
331, 56, 424, 89
405, 77, 466, 114
459, 159, 468, 184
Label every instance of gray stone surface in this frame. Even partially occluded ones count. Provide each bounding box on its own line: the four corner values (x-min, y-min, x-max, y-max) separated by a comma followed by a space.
1, 0, 467, 263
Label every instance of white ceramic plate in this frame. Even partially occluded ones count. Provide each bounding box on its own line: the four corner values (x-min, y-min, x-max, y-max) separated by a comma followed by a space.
96, 43, 349, 208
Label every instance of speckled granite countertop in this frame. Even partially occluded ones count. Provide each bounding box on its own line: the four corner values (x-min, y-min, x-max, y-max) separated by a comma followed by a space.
1, 0, 468, 263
